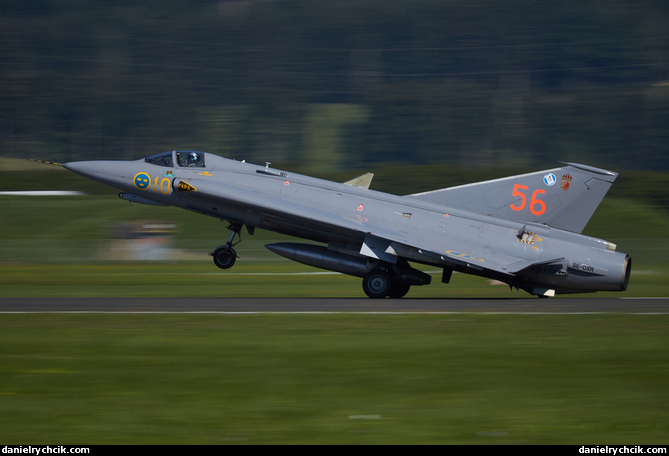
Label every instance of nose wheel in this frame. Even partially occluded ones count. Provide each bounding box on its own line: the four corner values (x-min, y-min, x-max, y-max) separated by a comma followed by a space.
210, 222, 243, 270
212, 246, 237, 269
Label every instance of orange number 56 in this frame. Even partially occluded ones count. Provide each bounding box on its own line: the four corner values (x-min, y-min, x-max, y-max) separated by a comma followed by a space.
510, 184, 546, 216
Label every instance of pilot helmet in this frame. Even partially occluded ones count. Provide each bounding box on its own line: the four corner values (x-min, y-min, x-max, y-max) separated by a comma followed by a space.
189, 152, 199, 163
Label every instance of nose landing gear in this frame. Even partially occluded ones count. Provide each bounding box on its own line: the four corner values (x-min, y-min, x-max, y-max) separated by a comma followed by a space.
212, 245, 237, 269
210, 222, 243, 270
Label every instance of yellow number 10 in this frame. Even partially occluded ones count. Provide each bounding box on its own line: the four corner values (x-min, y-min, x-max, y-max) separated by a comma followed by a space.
153, 176, 171, 195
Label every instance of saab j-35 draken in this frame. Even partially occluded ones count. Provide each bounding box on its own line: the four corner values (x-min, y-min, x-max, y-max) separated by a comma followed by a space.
45, 151, 630, 298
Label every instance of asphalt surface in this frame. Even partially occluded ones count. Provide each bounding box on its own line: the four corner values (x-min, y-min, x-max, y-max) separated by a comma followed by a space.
0, 297, 667, 313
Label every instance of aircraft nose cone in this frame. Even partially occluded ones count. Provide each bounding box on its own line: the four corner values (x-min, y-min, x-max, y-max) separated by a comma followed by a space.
62, 160, 107, 176
62, 160, 131, 189
62, 161, 92, 174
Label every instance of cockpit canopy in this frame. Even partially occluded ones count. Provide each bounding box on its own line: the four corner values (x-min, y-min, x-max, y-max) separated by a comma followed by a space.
144, 151, 173, 167
144, 150, 206, 168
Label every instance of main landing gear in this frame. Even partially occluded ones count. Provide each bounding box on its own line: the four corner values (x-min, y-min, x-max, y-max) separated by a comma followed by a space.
362, 269, 412, 299
360, 258, 431, 299
211, 222, 242, 269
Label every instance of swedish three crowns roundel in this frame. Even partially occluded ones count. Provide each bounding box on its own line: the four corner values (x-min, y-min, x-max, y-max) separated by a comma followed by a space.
134, 172, 151, 190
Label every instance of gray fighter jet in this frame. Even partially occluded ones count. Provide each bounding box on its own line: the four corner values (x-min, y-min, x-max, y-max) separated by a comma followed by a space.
57, 150, 630, 298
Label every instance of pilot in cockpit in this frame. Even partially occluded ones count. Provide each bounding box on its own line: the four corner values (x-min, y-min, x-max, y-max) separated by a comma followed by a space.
177, 151, 205, 167
187, 152, 200, 167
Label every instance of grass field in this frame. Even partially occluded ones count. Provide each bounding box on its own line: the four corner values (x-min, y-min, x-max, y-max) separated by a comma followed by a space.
1, 193, 668, 444
0, 313, 667, 444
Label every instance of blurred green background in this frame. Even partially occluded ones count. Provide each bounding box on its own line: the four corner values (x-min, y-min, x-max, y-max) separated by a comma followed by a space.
1, 0, 668, 173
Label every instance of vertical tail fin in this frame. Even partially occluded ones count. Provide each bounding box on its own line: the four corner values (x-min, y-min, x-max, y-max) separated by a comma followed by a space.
406, 163, 617, 233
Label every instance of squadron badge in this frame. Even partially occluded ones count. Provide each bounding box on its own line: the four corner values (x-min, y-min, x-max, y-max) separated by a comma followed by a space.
543, 173, 556, 186
561, 173, 572, 191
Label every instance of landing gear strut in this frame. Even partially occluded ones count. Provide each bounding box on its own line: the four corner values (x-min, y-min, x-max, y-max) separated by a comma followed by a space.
211, 222, 242, 269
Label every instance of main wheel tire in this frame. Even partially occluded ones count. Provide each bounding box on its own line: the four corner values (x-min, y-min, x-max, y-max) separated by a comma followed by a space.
388, 282, 411, 299
362, 269, 392, 299
212, 246, 237, 269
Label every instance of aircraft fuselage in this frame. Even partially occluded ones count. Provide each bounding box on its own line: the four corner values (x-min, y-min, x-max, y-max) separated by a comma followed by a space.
63, 151, 631, 298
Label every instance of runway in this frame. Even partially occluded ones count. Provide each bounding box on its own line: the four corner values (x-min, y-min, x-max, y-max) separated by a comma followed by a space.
0, 297, 668, 313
